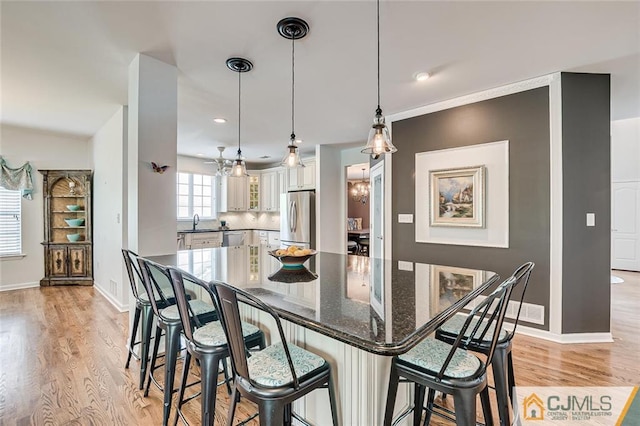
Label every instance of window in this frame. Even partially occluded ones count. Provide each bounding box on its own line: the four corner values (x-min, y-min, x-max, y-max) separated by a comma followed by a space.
0, 187, 22, 256
177, 172, 216, 219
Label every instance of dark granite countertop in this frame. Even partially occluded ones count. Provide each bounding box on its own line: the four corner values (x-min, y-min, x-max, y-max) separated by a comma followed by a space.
148, 247, 498, 356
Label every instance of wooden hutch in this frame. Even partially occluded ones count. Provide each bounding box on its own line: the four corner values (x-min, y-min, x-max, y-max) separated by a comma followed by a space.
40, 170, 93, 286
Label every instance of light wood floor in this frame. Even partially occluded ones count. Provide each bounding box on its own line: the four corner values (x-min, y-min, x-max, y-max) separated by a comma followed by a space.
0, 270, 637, 425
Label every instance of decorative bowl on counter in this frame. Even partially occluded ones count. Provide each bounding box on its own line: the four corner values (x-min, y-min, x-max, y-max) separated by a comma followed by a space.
64, 218, 85, 227
268, 248, 317, 269
66, 233, 81, 242
66, 205, 81, 211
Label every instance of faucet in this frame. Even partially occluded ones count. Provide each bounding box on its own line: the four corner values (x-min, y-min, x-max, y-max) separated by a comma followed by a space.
192, 213, 199, 231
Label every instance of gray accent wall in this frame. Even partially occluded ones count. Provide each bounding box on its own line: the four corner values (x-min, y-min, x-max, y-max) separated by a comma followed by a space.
391, 87, 551, 329
561, 73, 611, 334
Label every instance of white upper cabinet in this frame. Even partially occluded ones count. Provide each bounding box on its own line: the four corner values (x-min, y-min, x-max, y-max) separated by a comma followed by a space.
260, 170, 279, 212
217, 175, 247, 212
287, 158, 315, 191
260, 167, 289, 211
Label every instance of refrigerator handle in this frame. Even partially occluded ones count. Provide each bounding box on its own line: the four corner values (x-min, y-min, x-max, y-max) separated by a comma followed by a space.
289, 201, 298, 233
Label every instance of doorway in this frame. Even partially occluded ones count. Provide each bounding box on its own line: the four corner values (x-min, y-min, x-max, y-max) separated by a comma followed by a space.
346, 163, 370, 256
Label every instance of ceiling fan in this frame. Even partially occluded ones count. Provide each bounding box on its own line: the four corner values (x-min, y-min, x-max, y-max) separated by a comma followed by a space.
204, 146, 234, 176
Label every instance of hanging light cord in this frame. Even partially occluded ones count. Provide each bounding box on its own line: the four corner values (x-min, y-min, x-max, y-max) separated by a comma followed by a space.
291, 32, 296, 142
237, 69, 242, 155
376, 0, 381, 113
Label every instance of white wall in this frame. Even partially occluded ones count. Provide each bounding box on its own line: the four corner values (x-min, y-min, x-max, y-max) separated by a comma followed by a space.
611, 117, 640, 182
128, 54, 178, 257
0, 125, 90, 290
89, 107, 128, 310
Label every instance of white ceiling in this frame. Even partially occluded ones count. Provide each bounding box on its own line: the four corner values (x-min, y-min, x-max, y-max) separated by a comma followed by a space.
2, 1, 639, 165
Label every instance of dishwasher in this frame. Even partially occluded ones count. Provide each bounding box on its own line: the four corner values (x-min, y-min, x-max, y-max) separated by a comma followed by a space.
222, 231, 245, 247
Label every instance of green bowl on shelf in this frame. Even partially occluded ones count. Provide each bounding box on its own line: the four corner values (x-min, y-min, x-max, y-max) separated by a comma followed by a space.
64, 218, 85, 227
66, 233, 81, 242
66, 205, 81, 211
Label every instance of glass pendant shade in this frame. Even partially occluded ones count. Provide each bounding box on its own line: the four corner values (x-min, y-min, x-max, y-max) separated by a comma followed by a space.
231, 151, 248, 177
362, 110, 397, 156
363, 0, 397, 157
278, 17, 309, 169
226, 57, 252, 178
281, 144, 305, 168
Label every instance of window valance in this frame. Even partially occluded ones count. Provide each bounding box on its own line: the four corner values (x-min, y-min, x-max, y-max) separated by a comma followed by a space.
0, 157, 34, 199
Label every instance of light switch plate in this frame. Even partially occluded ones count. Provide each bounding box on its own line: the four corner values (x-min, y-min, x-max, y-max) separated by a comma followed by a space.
586, 213, 595, 227
398, 214, 413, 223
398, 261, 413, 271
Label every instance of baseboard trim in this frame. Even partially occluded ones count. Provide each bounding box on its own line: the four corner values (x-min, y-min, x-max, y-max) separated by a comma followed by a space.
94, 283, 128, 313
506, 323, 613, 343
0, 281, 40, 292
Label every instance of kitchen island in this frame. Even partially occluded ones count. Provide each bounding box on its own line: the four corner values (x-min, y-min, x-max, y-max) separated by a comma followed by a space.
149, 247, 497, 425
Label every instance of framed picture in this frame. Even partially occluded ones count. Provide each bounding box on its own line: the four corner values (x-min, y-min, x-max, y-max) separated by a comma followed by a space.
430, 265, 482, 313
429, 165, 485, 228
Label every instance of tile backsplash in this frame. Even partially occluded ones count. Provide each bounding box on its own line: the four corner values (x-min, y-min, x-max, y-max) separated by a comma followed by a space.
177, 211, 280, 231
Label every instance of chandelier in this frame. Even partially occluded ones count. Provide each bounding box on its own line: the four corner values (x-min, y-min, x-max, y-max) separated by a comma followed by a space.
351, 168, 370, 204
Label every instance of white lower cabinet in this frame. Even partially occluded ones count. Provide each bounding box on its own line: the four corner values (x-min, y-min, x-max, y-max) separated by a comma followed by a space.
184, 232, 223, 249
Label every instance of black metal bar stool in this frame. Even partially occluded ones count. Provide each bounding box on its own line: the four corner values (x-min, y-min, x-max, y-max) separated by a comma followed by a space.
138, 257, 217, 426
167, 267, 266, 426
210, 280, 340, 426
436, 262, 535, 425
384, 272, 519, 426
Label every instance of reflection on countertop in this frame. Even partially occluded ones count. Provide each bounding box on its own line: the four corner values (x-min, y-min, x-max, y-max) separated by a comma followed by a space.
148, 246, 497, 355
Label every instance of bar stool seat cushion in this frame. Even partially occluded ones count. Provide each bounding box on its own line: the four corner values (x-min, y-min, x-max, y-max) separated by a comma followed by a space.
398, 338, 481, 379
248, 342, 327, 388
162, 300, 214, 320
439, 314, 510, 341
193, 321, 261, 347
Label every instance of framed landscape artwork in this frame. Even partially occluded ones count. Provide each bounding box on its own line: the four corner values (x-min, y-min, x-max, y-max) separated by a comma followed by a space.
429, 165, 485, 228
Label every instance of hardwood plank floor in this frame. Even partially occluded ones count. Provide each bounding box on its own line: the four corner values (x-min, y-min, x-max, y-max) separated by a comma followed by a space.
0, 270, 637, 425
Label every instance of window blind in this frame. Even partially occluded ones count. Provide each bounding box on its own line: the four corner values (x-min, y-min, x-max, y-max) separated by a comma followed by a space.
0, 187, 22, 255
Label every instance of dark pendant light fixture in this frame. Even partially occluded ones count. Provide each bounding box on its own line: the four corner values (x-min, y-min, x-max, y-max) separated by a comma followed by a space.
226, 57, 253, 177
362, 0, 397, 157
278, 17, 309, 168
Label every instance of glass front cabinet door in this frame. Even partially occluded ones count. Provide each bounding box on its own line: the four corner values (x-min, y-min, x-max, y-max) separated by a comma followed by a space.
40, 169, 93, 286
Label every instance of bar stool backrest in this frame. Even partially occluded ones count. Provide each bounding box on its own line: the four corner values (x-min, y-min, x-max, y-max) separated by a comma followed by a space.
503, 262, 535, 340
168, 268, 212, 344
122, 249, 145, 301
438, 274, 516, 380
210, 281, 302, 389
137, 257, 175, 319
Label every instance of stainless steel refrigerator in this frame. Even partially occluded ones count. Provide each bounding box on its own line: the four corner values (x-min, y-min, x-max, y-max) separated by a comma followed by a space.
280, 191, 315, 248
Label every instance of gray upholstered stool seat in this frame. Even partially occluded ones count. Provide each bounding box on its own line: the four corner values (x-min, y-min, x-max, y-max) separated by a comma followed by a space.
247, 342, 327, 388
398, 338, 481, 379
193, 320, 261, 347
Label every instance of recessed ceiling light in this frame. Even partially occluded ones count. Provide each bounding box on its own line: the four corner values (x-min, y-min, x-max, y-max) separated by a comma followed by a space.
213, 118, 227, 123
294, 139, 303, 144
415, 72, 431, 82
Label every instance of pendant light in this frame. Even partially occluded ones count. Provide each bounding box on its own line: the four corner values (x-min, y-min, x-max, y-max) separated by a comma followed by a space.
278, 17, 309, 168
362, 0, 397, 157
226, 57, 253, 177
